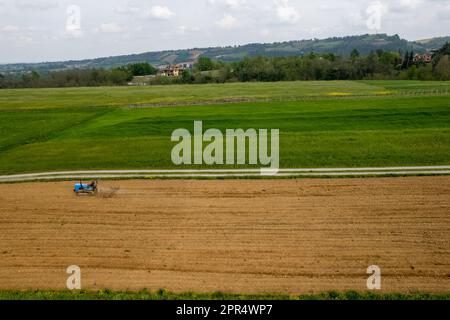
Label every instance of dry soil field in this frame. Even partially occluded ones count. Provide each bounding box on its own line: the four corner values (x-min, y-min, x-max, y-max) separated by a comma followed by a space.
0, 177, 449, 294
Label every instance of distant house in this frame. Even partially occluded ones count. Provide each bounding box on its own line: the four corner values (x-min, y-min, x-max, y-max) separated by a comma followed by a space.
413, 53, 432, 64
158, 65, 182, 77
178, 61, 195, 69
158, 62, 194, 77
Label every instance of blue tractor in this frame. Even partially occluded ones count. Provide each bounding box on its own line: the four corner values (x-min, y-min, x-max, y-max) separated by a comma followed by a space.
74, 180, 98, 196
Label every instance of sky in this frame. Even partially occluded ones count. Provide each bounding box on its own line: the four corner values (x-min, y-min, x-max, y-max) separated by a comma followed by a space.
0, 0, 449, 63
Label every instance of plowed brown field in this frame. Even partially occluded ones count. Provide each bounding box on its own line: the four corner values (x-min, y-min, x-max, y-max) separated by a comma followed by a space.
0, 177, 449, 294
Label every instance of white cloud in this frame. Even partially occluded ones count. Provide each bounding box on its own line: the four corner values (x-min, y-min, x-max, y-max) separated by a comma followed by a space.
178, 25, 200, 34
260, 28, 270, 37
437, 3, 450, 20
223, 0, 247, 9
149, 5, 175, 19
274, 0, 300, 24
115, 5, 140, 15
388, 0, 424, 12
216, 14, 238, 29
1, 25, 19, 32
347, 11, 366, 27
208, 0, 247, 9
1, 0, 450, 63
18, 35, 33, 43
15, 0, 58, 11
97, 23, 123, 33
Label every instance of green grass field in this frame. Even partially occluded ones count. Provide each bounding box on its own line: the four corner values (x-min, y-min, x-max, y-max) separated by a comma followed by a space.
0, 80, 449, 174
1, 289, 449, 300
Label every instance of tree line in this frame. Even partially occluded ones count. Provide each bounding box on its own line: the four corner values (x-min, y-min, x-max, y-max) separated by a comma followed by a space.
0, 62, 157, 89
175, 43, 450, 84
1, 43, 449, 89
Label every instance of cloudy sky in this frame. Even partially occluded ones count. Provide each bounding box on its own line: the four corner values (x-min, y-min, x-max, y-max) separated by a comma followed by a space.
0, 0, 449, 63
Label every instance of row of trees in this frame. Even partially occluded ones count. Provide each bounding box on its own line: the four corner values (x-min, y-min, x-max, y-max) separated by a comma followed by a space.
0, 62, 156, 88
1, 44, 449, 88
148, 44, 450, 85
191, 44, 449, 83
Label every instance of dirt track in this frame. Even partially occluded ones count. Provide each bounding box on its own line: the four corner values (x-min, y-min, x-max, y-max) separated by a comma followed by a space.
0, 177, 449, 294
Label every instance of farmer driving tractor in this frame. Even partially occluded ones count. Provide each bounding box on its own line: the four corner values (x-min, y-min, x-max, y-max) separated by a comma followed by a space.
74, 179, 98, 196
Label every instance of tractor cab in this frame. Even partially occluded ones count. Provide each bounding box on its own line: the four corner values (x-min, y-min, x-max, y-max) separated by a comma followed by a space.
74, 180, 98, 196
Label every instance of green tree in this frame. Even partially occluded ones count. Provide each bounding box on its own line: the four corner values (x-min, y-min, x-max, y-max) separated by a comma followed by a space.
409, 51, 414, 66
432, 42, 450, 64
407, 65, 419, 80
196, 57, 215, 71
433, 55, 450, 80
0, 73, 5, 89
402, 51, 412, 69
379, 51, 400, 67
417, 64, 433, 81
181, 69, 194, 83
218, 64, 233, 83
364, 51, 379, 75
31, 71, 40, 80
126, 62, 157, 76
350, 49, 360, 60
108, 69, 130, 85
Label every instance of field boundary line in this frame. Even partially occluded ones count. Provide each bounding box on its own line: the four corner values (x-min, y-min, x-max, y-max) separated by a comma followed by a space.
1, 166, 450, 182
124, 90, 450, 109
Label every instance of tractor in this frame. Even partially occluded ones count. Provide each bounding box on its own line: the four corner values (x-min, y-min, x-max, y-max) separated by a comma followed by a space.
74, 180, 98, 196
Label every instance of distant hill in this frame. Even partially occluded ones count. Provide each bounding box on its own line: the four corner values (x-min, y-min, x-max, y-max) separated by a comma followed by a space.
1, 34, 449, 74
